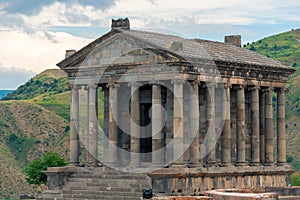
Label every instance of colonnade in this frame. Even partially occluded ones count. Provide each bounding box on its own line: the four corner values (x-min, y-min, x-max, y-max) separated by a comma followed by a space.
69, 80, 287, 167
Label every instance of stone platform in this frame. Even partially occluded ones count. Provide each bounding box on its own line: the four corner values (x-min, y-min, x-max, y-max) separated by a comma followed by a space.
149, 165, 292, 195
37, 164, 293, 199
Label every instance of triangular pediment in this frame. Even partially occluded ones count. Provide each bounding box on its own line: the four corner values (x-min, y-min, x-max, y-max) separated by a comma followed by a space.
59, 32, 186, 71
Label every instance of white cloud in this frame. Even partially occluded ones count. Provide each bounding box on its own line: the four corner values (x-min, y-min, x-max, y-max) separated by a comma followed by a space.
0, 64, 36, 90
0, 30, 91, 73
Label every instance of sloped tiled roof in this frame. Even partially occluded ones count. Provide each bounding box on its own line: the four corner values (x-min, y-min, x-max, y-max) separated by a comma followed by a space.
121, 29, 292, 70
58, 28, 294, 71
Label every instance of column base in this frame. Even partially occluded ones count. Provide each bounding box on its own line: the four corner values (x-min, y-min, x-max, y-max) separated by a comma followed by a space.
220, 163, 233, 167
170, 163, 187, 168
203, 162, 217, 167
264, 162, 274, 166
86, 162, 102, 167
276, 162, 287, 166
249, 162, 261, 166
188, 163, 201, 168
68, 162, 80, 167
235, 162, 248, 166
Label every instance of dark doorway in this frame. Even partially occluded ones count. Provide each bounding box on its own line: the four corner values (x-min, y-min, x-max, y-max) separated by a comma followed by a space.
140, 103, 152, 162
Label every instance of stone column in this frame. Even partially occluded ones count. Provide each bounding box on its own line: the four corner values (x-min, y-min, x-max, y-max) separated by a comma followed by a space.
276, 88, 287, 165
103, 86, 109, 163
265, 87, 274, 165
173, 78, 184, 165
130, 82, 140, 164
259, 91, 266, 164
190, 81, 200, 166
250, 86, 260, 165
70, 85, 80, 165
107, 82, 119, 164
206, 82, 216, 165
152, 83, 164, 164
236, 84, 246, 165
87, 84, 98, 166
199, 84, 207, 164
221, 84, 231, 166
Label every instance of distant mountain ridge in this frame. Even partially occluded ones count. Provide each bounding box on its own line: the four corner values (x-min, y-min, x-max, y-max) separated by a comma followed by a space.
0, 90, 14, 99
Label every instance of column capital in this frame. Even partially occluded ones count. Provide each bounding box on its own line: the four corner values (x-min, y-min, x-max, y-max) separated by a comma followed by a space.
106, 82, 120, 89
149, 79, 161, 85
128, 81, 141, 88
87, 83, 98, 90
171, 76, 185, 85
247, 85, 260, 91
205, 81, 216, 88
233, 83, 246, 90
275, 87, 288, 93
190, 80, 200, 85
223, 83, 232, 89
68, 84, 82, 90
262, 87, 274, 93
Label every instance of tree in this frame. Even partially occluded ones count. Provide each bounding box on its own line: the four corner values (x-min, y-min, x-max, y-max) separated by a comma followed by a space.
25, 152, 68, 185
292, 173, 300, 186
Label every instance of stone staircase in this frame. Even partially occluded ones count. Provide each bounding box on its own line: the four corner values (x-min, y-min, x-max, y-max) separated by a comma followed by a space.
37, 166, 152, 200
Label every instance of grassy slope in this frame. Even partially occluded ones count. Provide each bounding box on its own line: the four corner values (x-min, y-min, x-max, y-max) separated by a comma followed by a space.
245, 29, 300, 170
0, 69, 104, 198
0, 143, 36, 199
0, 100, 69, 199
0, 70, 70, 198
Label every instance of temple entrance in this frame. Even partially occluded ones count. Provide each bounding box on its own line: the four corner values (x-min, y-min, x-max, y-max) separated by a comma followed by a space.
140, 103, 152, 162
139, 85, 152, 163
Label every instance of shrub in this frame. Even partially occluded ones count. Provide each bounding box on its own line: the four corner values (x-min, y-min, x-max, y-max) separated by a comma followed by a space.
25, 152, 68, 185
292, 173, 300, 186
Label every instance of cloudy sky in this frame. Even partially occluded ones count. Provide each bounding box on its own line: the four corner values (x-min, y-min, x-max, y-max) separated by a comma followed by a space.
0, 0, 300, 89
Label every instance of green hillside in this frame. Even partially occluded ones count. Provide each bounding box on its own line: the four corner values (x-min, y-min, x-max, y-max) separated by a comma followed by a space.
0, 68, 105, 199
244, 29, 300, 73
0, 70, 71, 199
245, 29, 300, 170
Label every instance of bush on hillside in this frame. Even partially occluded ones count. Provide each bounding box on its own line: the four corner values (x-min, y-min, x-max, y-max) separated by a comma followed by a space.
25, 152, 68, 185
292, 173, 300, 186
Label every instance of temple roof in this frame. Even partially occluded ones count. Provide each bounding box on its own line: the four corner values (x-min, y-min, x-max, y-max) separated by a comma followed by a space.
57, 27, 295, 72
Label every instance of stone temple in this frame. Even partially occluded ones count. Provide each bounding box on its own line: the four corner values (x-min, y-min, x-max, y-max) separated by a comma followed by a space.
38, 18, 296, 199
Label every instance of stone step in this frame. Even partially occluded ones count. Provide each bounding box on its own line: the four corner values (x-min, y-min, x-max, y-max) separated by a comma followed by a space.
56, 196, 141, 200
38, 167, 152, 200
60, 190, 143, 199
65, 179, 149, 188
62, 186, 146, 194
69, 173, 148, 179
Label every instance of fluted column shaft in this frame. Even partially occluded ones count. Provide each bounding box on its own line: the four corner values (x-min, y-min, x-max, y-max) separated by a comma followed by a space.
251, 86, 260, 165
103, 86, 109, 163
88, 84, 98, 166
108, 82, 119, 164
70, 85, 80, 165
152, 84, 164, 164
236, 85, 246, 165
206, 83, 216, 165
265, 88, 274, 165
190, 81, 200, 165
221, 84, 231, 166
277, 88, 287, 165
173, 79, 184, 165
130, 82, 140, 164
259, 91, 266, 164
